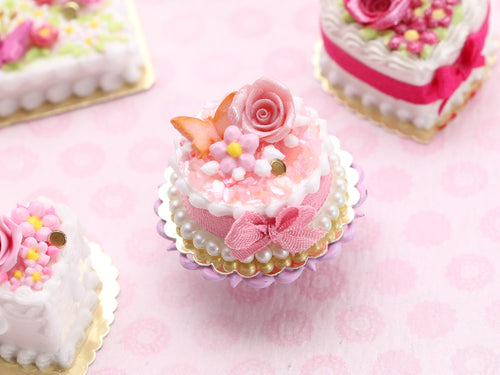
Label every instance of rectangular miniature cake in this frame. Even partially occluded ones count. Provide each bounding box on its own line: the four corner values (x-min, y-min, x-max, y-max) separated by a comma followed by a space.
0, 0, 147, 121
318, 0, 496, 141
0, 199, 101, 370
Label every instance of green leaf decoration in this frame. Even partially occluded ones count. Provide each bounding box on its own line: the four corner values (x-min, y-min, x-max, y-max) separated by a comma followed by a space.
58, 43, 88, 57
2, 0, 15, 10
2, 62, 21, 72
435, 27, 448, 41
421, 44, 433, 59
359, 27, 379, 41
108, 22, 124, 33
452, 5, 463, 25
342, 11, 354, 23
24, 48, 41, 64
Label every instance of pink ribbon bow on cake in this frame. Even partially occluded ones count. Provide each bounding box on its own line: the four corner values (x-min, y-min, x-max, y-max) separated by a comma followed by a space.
225, 206, 326, 261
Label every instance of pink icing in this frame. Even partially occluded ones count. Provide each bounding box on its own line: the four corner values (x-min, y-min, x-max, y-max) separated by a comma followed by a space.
344, 0, 410, 30
182, 172, 332, 238
230, 78, 295, 143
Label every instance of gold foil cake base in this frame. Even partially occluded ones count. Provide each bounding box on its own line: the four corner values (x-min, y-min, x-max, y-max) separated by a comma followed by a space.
0, 242, 120, 375
0, 0, 155, 129
171, 204, 355, 278
313, 41, 497, 143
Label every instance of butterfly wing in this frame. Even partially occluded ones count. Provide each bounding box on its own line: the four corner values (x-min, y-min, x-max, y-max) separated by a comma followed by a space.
171, 116, 221, 158
2, 20, 33, 63
212, 91, 236, 138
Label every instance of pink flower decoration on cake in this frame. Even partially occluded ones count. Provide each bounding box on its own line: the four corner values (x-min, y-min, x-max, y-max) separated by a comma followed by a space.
209, 126, 259, 177
344, 0, 411, 30
20, 237, 52, 267
34, 0, 54, 5
11, 201, 61, 242
230, 78, 295, 143
31, 24, 59, 48
24, 264, 51, 290
0, 216, 22, 276
425, 0, 458, 29
389, 28, 438, 54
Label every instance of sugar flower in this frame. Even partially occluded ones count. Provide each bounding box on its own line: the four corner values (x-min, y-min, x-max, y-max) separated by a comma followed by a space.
20, 237, 51, 267
11, 201, 61, 242
209, 126, 259, 179
31, 24, 59, 48
230, 78, 295, 143
344, 0, 410, 30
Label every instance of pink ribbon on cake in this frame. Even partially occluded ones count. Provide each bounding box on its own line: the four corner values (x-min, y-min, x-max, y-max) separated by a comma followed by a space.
320, 9, 489, 114
182, 172, 332, 238
225, 205, 326, 261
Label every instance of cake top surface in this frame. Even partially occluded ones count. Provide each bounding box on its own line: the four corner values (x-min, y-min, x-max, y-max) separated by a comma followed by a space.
0, 0, 132, 72
321, 0, 489, 84
170, 78, 332, 217
0, 199, 70, 293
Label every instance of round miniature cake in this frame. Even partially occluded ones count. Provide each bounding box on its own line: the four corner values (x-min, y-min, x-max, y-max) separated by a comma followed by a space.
155, 78, 366, 288
317, 0, 496, 142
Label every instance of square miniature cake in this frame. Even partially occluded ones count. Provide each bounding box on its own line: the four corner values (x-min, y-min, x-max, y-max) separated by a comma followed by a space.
0, 199, 101, 370
318, 0, 496, 141
0, 0, 147, 120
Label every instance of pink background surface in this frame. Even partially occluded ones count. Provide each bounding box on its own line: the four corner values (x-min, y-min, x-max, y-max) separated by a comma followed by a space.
1, 0, 500, 374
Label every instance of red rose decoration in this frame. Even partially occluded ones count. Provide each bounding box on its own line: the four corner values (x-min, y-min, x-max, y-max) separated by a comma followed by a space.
344, 0, 410, 30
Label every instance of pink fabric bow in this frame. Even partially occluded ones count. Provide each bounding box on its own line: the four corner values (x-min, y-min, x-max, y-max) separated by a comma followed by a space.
0, 20, 33, 67
433, 29, 487, 111
225, 206, 326, 261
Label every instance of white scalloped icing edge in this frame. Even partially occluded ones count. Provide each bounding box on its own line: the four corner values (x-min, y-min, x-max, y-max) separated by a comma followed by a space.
169, 109, 334, 219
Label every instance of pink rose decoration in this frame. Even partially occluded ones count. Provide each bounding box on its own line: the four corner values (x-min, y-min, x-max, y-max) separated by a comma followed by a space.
230, 78, 295, 143
344, 0, 411, 30
0, 216, 22, 274
31, 24, 59, 48
34, 0, 54, 5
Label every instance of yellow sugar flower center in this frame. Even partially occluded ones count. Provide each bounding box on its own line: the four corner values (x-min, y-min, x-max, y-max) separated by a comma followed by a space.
227, 142, 243, 158
66, 26, 74, 34
432, 9, 446, 20
32, 272, 42, 283
90, 20, 99, 29
26, 248, 40, 262
404, 30, 420, 42
414, 8, 425, 18
14, 270, 23, 280
39, 27, 51, 37
27, 216, 43, 231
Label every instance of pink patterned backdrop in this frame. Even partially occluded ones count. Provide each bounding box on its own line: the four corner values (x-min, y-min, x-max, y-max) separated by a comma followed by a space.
1, 0, 500, 374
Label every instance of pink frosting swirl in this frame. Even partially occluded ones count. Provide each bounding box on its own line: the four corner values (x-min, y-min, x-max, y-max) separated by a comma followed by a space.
230, 78, 295, 143
0, 216, 22, 273
344, 0, 410, 30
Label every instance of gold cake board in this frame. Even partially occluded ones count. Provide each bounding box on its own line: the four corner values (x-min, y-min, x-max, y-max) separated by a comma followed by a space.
0, 242, 120, 375
0, 0, 155, 129
313, 40, 497, 143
